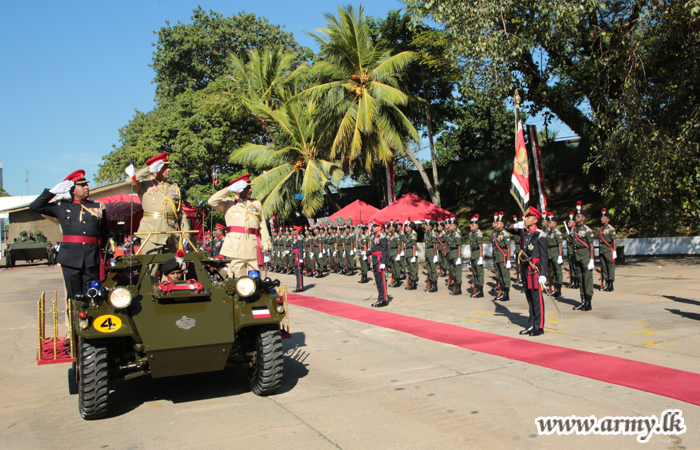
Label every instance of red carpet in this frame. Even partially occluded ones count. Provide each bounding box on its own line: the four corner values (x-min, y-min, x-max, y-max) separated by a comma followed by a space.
288, 293, 700, 406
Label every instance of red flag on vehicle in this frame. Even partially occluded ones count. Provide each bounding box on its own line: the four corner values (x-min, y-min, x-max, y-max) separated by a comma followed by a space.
510, 107, 529, 213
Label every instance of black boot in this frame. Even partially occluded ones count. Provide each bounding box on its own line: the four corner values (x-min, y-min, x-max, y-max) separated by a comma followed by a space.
582, 295, 593, 311
470, 285, 484, 298
552, 284, 562, 297
450, 283, 462, 295
405, 280, 416, 290
496, 288, 510, 301
607, 281, 614, 292
427, 282, 438, 293
371, 300, 388, 308
573, 294, 586, 310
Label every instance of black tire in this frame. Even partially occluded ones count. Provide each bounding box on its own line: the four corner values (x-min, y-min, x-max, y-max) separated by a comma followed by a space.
247, 329, 284, 396
78, 339, 109, 420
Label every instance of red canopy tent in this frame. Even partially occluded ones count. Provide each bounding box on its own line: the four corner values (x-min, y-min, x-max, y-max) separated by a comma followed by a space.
370, 193, 454, 223
329, 199, 381, 225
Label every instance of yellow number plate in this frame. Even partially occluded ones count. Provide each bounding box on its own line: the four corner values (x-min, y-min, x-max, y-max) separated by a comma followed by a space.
94, 315, 122, 333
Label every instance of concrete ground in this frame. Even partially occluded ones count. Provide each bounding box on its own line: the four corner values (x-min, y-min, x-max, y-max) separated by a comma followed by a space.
0, 256, 698, 449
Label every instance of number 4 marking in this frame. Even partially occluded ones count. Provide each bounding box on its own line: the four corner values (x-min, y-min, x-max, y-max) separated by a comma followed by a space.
101, 317, 114, 329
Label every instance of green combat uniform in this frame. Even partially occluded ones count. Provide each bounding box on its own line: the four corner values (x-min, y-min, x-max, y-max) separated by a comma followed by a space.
437, 224, 448, 277
598, 222, 617, 291
345, 229, 357, 274
546, 225, 564, 296
572, 222, 595, 310
403, 227, 419, 290
357, 228, 371, 283
492, 228, 512, 300
469, 228, 484, 297
423, 225, 438, 292
399, 228, 408, 280
448, 226, 463, 295
566, 224, 580, 288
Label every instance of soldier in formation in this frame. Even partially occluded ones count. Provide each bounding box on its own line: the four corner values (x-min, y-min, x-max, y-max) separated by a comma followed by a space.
598, 208, 617, 291
468, 215, 484, 298
491, 212, 512, 301
290, 225, 304, 292
566, 213, 580, 289
423, 221, 439, 293
545, 212, 564, 297
571, 201, 595, 311
446, 218, 463, 295
403, 221, 419, 290
369, 221, 389, 307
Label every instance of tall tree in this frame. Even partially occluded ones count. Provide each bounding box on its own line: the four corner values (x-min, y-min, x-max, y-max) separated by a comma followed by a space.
405, 0, 700, 231
304, 6, 438, 204
230, 99, 344, 220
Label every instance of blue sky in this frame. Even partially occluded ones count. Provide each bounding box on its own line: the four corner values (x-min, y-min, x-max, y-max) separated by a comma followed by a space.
0, 0, 575, 196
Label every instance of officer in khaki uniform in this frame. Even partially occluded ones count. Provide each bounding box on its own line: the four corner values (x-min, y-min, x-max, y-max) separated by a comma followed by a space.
126, 152, 190, 255
598, 208, 617, 291
207, 173, 271, 278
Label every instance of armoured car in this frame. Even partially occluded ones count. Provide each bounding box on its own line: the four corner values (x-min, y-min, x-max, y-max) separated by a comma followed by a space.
68, 234, 286, 420
4, 231, 55, 267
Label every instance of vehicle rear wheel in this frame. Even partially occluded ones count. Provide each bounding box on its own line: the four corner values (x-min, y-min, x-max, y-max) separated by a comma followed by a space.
247, 329, 284, 396
78, 339, 109, 420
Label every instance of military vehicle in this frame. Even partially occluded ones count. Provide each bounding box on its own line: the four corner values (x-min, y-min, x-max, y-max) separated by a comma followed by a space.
67, 231, 286, 420
4, 231, 55, 268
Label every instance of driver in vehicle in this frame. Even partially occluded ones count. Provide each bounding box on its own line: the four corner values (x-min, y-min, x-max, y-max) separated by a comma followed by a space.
162, 257, 184, 283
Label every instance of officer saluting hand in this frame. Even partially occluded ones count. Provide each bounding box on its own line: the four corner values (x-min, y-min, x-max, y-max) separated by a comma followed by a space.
30, 170, 109, 299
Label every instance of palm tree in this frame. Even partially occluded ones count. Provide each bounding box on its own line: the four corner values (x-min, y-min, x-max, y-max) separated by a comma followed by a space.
230, 98, 344, 220
303, 5, 424, 203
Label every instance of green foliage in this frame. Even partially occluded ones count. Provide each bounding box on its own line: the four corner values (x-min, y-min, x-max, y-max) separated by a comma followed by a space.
304, 5, 419, 173
0, 186, 10, 197
405, 0, 700, 231
230, 100, 344, 220
151, 6, 312, 102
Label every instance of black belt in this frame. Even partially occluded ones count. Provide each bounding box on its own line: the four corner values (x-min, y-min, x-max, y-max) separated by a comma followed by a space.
548, 245, 558, 248
574, 246, 587, 250
450, 247, 459, 250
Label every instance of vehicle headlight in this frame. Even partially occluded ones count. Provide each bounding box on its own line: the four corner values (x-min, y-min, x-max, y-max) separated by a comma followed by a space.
235, 276, 257, 298
109, 287, 132, 309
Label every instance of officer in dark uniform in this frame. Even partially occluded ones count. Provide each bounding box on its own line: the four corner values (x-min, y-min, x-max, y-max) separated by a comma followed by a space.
515, 207, 549, 336
370, 221, 389, 307
30, 170, 109, 299
291, 225, 304, 292
209, 223, 226, 257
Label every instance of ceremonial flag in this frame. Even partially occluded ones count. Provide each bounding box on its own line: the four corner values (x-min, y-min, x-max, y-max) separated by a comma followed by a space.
212, 166, 218, 187
510, 108, 529, 213
527, 125, 547, 214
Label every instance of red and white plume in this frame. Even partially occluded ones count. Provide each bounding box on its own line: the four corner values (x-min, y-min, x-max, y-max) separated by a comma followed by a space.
576, 201, 582, 212
125, 163, 138, 185
569, 212, 574, 220
175, 249, 185, 265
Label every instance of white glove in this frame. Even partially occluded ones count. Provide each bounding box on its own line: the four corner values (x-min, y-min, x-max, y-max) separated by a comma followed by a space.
49, 180, 74, 195
333, 251, 337, 257
379, 263, 386, 270
277, 251, 280, 257
477, 257, 483, 266
149, 160, 165, 174
310, 253, 314, 260
350, 250, 354, 255
538, 276, 547, 285
322, 249, 325, 255
343, 251, 346, 257
263, 254, 271, 262
557, 256, 563, 265
433, 255, 438, 263
506, 260, 511, 269
228, 179, 248, 193
395, 255, 401, 261
303, 252, 306, 258
612, 251, 617, 260
513, 221, 524, 230
588, 260, 595, 271
456, 258, 462, 266
400, 251, 405, 257
411, 257, 416, 263
125, 163, 136, 178
363, 255, 367, 261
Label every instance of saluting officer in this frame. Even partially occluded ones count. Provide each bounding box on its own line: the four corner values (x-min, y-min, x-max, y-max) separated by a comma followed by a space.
369, 221, 389, 307
469, 215, 484, 298
572, 201, 595, 311
30, 170, 109, 299
207, 173, 271, 278
126, 152, 190, 255
598, 208, 617, 291
514, 207, 549, 336
492, 212, 512, 301
546, 213, 564, 297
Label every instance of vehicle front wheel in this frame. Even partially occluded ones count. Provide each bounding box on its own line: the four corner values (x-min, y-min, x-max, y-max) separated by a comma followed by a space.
247, 329, 284, 396
78, 339, 109, 420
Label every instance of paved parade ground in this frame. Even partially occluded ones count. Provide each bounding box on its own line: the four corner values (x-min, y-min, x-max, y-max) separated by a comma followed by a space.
1, 256, 699, 449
